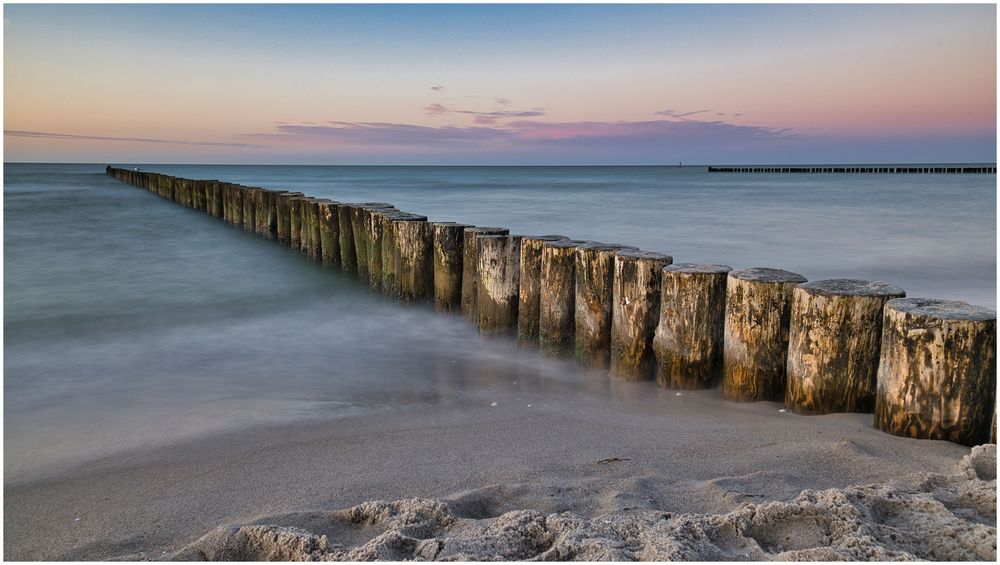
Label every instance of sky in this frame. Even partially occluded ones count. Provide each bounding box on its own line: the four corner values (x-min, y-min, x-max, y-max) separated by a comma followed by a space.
3, 3, 997, 165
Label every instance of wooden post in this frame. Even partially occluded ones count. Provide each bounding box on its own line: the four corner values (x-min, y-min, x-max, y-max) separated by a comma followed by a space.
516, 235, 567, 347
433, 222, 473, 312
874, 298, 996, 446
652, 263, 732, 390
539, 239, 588, 357
302, 198, 326, 259
349, 203, 394, 281
462, 227, 509, 321
395, 216, 434, 302
263, 190, 287, 239
785, 279, 905, 414
298, 197, 314, 254
242, 188, 259, 232
574, 242, 638, 368
477, 234, 522, 336
317, 201, 342, 267
609, 250, 673, 381
365, 206, 398, 290
275, 192, 304, 245
382, 212, 426, 297
337, 202, 357, 273
289, 197, 304, 249
722, 267, 807, 402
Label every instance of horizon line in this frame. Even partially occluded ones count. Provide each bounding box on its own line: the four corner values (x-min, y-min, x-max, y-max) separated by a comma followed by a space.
6, 161, 999, 168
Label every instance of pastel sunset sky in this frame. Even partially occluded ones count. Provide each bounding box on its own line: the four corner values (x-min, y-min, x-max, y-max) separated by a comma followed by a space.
4, 3, 996, 165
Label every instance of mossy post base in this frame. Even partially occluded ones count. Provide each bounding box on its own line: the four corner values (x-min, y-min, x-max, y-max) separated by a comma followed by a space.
517, 235, 567, 347
539, 240, 585, 357
653, 264, 732, 390
785, 279, 906, 414
722, 268, 807, 402
575, 243, 637, 368
874, 298, 996, 446
433, 222, 473, 311
477, 235, 522, 336
609, 250, 673, 381
461, 227, 509, 322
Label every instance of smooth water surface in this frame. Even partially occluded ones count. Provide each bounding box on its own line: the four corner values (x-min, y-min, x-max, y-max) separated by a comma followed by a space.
4, 163, 995, 482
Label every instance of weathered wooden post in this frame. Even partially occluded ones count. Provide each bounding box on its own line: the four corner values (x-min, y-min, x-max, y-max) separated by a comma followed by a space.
289, 197, 305, 249
365, 205, 397, 290
337, 203, 357, 273
609, 250, 673, 381
264, 190, 287, 239
722, 267, 807, 402
874, 298, 996, 446
477, 234, 522, 336
242, 188, 259, 232
275, 192, 304, 245
231, 185, 244, 227
381, 212, 425, 296
317, 201, 342, 267
539, 239, 588, 357
462, 227, 509, 321
301, 198, 325, 259
433, 222, 473, 311
516, 235, 567, 347
785, 279, 906, 414
298, 197, 314, 254
347, 203, 393, 280
574, 242, 637, 368
395, 216, 435, 302
652, 263, 732, 390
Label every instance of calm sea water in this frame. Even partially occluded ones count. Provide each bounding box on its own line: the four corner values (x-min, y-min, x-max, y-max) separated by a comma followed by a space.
4, 163, 996, 482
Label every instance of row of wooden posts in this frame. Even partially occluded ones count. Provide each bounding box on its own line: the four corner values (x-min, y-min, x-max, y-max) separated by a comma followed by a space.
107, 166, 997, 447
707, 166, 997, 174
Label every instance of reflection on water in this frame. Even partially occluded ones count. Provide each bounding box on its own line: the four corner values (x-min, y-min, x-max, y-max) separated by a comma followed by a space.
3, 164, 996, 481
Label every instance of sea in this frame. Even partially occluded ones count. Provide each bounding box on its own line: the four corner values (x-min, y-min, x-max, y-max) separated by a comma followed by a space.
3, 163, 996, 483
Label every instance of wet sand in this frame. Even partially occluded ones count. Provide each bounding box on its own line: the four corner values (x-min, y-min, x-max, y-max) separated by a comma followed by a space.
3, 383, 992, 560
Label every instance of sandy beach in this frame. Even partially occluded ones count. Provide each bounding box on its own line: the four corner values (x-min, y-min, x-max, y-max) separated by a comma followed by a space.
4, 379, 993, 560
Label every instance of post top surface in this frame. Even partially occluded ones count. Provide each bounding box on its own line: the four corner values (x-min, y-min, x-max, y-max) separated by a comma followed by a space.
664, 263, 733, 275
798, 278, 905, 298
432, 221, 474, 228
886, 298, 995, 321
730, 267, 807, 284
577, 242, 637, 252
543, 239, 589, 249
465, 226, 509, 235
615, 249, 672, 262
521, 234, 567, 243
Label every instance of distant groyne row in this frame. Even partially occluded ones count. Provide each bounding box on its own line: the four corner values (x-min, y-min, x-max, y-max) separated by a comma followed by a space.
106, 166, 997, 446
708, 165, 997, 174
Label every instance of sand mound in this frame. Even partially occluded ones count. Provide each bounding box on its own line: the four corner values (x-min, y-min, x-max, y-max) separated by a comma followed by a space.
176, 445, 996, 561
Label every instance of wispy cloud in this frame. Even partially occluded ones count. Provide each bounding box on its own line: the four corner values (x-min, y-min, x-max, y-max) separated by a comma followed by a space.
655, 109, 714, 119
430, 84, 446, 92
4, 130, 261, 148
245, 117, 797, 150
422, 103, 546, 124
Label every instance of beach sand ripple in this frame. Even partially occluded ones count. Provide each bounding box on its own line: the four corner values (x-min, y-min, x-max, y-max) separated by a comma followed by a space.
176, 445, 996, 561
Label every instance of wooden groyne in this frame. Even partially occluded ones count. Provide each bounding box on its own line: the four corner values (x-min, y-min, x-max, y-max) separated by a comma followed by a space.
106, 166, 997, 447
708, 165, 996, 174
